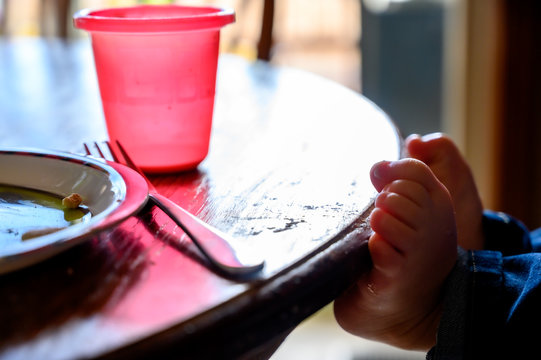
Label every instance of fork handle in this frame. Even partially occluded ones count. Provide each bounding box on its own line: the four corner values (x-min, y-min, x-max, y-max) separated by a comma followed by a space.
148, 193, 264, 274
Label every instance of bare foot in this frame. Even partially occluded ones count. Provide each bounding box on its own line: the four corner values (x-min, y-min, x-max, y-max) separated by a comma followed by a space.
405, 133, 484, 250
334, 159, 457, 350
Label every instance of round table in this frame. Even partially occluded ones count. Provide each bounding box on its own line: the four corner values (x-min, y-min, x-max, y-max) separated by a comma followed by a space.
0, 38, 402, 359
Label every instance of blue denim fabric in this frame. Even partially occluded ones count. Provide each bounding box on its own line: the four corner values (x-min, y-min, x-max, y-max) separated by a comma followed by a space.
426, 247, 469, 359
428, 211, 541, 359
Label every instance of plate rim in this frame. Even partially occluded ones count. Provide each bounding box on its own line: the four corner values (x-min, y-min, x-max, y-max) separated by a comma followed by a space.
0, 147, 149, 274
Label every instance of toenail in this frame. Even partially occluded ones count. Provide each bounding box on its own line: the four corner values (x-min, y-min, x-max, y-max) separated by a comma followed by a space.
372, 161, 389, 180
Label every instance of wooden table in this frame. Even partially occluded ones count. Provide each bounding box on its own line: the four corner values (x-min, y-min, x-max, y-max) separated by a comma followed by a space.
0, 38, 402, 359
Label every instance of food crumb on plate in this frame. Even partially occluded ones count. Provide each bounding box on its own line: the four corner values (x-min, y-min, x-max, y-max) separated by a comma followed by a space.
62, 193, 83, 209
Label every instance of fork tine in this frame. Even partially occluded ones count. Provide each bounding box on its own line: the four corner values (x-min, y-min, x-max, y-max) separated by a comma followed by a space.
104, 141, 121, 163
111, 140, 158, 193
93, 141, 106, 159
83, 141, 114, 162
83, 143, 92, 156
115, 140, 143, 174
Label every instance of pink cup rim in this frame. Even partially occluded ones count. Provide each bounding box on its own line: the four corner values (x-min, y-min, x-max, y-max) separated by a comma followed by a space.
73, 5, 235, 33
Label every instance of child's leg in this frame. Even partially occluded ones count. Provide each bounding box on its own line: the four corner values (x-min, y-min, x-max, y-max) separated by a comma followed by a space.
406, 133, 485, 250
334, 159, 457, 350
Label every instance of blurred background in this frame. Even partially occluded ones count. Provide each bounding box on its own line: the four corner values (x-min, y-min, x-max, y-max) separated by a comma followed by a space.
1, 0, 539, 358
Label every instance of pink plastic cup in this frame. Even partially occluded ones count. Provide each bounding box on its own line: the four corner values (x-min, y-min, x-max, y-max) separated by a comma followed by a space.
73, 5, 235, 173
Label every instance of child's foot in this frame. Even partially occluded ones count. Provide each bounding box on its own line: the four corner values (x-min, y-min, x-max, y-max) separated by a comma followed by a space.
334, 159, 457, 350
405, 133, 485, 250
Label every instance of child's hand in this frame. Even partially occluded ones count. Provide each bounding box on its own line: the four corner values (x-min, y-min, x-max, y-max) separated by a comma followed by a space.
334, 159, 457, 350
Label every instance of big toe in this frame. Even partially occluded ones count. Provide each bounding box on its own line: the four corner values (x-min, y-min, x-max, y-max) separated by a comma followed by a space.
405, 133, 458, 166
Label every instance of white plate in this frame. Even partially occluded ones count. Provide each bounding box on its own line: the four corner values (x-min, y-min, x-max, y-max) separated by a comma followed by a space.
0, 148, 148, 274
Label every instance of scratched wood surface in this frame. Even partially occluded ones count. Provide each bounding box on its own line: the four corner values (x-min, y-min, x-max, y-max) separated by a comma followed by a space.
0, 38, 401, 359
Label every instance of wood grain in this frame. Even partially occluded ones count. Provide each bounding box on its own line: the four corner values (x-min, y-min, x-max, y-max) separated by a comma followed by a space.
0, 38, 401, 359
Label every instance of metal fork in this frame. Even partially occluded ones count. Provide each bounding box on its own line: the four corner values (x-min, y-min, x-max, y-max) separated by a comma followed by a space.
84, 140, 264, 278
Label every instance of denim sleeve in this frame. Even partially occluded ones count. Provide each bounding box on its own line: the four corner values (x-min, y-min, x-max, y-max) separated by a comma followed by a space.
426, 247, 469, 360
482, 210, 532, 255
428, 211, 541, 359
